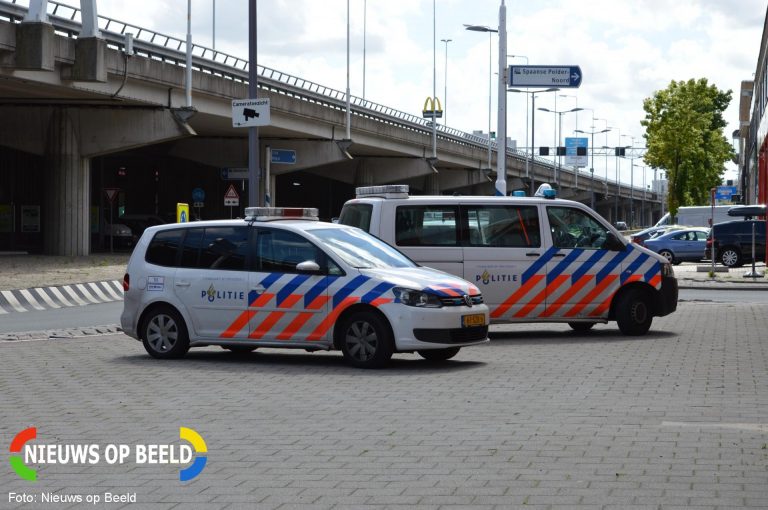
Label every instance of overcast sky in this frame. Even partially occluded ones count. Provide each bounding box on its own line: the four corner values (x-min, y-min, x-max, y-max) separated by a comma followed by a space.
58, 0, 767, 186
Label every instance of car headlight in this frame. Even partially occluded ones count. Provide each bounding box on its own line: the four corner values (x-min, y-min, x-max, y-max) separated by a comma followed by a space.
660, 262, 674, 277
393, 287, 442, 308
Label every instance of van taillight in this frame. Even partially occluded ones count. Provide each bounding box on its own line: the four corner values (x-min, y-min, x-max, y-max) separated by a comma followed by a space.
123, 273, 130, 291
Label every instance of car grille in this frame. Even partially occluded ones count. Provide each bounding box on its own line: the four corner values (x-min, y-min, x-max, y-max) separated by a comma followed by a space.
439, 295, 484, 307
413, 326, 488, 344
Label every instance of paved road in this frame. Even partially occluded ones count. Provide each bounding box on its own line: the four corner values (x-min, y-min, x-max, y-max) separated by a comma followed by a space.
2, 301, 767, 509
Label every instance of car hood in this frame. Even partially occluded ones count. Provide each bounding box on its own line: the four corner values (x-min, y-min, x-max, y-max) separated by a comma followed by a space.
358, 267, 481, 296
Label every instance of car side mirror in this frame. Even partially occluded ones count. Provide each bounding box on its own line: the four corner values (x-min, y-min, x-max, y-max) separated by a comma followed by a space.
296, 260, 322, 273
604, 232, 626, 251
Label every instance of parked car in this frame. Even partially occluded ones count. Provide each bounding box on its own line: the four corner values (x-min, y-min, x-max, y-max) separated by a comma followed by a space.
705, 219, 767, 267
644, 227, 709, 265
629, 225, 685, 247
118, 214, 166, 243
613, 221, 629, 231
99, 221, 134, 249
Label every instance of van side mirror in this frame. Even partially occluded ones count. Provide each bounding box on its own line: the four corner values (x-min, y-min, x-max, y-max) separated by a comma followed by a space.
603, 232, 626, 251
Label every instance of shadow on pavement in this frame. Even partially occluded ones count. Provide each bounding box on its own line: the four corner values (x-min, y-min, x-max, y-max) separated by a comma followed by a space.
488, 327, 678, 345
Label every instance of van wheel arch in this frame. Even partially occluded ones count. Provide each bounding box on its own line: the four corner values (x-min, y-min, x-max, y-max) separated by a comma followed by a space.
139, 302, 188, 341
609, 282, 658, 320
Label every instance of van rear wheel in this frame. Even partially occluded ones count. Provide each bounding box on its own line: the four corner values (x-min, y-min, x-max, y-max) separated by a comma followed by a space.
615, 289, 653, 336
418, 347, 461, 361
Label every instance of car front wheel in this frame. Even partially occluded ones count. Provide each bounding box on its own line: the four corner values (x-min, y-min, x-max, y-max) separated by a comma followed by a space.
339, 311, 394, 368
720, 247, 742, 267
615, 289, 653, 336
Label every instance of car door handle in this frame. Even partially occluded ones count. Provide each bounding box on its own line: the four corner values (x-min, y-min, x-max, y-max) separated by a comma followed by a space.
552, 253, 565, 258
526, 252, 540, 257
175, 281, 191, 287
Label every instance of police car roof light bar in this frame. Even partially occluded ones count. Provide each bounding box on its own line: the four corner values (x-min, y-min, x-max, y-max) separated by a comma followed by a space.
534, 183, 557, 199
244, 207, 319, 221
355, 185, 410, 199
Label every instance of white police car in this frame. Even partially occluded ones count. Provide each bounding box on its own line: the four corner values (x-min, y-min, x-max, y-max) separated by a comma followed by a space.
120, 208, 489, 368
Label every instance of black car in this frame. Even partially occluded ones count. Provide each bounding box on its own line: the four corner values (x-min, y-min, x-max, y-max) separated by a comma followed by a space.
705, 219, 766, 267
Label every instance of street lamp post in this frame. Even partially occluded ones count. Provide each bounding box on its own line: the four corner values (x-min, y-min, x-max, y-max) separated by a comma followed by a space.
537, 107, 583, 187
559, 94, 579, 186
441, 38, 452, 126
465, 24, 498, 172
575, 123, 611, 210
622, 134, 635, 227
508, 87, 559, 195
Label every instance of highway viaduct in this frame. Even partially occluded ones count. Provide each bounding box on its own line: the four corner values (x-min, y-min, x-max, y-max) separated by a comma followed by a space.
0, 0, 660, 255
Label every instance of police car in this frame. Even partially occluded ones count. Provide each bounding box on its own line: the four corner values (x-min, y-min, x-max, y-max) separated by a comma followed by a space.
338, 184, 678, 336
120, 207, 489, 368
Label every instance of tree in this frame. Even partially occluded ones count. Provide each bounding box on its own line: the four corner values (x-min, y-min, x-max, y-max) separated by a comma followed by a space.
641, 78, 733, 217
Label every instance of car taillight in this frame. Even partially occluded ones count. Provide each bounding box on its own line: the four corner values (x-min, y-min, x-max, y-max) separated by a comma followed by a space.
123, 273, 130, 292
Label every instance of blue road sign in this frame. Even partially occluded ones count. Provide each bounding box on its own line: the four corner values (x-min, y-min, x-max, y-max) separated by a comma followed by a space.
565, 137, 588, 167
192, 187, 205, 202
508, 65, 582, 88
715, 185, 738, 201
271, 149, 297, 165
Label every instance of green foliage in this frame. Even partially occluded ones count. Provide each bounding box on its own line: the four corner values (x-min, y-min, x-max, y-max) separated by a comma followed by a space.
641, 79, 734, 216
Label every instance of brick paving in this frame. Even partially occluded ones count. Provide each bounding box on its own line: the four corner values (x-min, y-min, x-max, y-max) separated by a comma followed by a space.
1, 301, 767, 509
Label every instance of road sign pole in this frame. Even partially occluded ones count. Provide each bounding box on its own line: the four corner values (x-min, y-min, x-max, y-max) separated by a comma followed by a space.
248, 0, 261, 208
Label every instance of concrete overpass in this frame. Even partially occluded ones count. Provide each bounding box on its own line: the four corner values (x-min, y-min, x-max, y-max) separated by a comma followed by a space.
0, 0, 660, 255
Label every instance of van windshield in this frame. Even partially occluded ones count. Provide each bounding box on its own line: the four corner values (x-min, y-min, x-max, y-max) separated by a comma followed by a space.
309, 227, 416, 269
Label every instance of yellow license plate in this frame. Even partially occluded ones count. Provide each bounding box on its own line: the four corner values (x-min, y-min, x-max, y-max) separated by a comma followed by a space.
462, 314, 486, 328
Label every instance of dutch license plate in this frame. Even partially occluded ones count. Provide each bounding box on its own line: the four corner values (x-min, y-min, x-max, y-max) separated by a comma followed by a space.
462, 313, 486, 328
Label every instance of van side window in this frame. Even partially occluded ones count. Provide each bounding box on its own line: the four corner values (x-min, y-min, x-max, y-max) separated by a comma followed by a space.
145, 229, 184, 266
547, 206, 608, 249
395, 206, 459, 246
338, 204, 373, 232
464, 205, 540, 247
255, 229, 325, 273
199, 227, 249, 270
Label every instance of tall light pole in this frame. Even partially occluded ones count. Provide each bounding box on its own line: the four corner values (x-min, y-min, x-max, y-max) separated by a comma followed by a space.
575, 123, 611, 210
559, 93, 579, 186
363, 0, 367, 100
509, 87, 558, 194
441, 38, 452, 125
634, 162, 646, 226
212, 0, 215, 50
612, 127, 623, 223
465, 24, 498, 172
537, 107, 582, 187
622, 134, 635, 227
345, 0, 351, 141
431, 0, 436, 159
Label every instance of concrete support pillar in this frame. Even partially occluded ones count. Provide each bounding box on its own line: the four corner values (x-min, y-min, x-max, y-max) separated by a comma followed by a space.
44, 109, 90, 256
71, 37, 107, 82
15, 22, 55, 71
354, 160, 375, 187
424, 173, 440, 194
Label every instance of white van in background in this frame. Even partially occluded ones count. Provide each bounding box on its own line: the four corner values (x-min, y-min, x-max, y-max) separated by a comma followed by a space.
654, 206, 731, 228
338, 184, 679, 336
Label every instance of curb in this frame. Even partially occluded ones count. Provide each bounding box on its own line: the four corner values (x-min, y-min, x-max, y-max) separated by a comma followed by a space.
0, 280, 123, 314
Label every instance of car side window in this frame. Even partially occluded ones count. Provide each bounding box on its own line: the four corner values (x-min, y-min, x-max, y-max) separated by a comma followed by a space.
255, 229, 328, 273
547, 206, 608, 249
463, 205, 540, 247
145, 229, 184, 266
198, 226, 249, 270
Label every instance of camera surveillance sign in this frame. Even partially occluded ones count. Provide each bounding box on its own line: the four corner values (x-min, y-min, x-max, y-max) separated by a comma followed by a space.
232, 98, 271, 127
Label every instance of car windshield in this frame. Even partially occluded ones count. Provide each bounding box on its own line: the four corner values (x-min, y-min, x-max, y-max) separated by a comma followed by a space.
309, 227, 417, 269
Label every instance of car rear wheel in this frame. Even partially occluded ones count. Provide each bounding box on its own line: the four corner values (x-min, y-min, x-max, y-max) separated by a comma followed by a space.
339, 311, 394, 368
141, 306, 189, 359
418, 347, 461, 361
720, 247, 742, 267
615, 289, 653, 336
568, 322, 596, 332
658, 249, 676, 265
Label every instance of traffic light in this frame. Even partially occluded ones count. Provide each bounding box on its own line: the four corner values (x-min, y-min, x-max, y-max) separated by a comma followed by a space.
615, 147, 626, 156
556, 146, 566, 156
576, 147, 587, 156
539, 147, 550, 156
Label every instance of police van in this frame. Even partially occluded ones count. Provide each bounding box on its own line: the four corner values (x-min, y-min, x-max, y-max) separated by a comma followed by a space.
120, 207, 489, 368
338, 185, 678, 335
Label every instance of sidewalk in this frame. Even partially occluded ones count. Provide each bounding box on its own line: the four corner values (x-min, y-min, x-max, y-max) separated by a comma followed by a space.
1, 252, 766, 292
